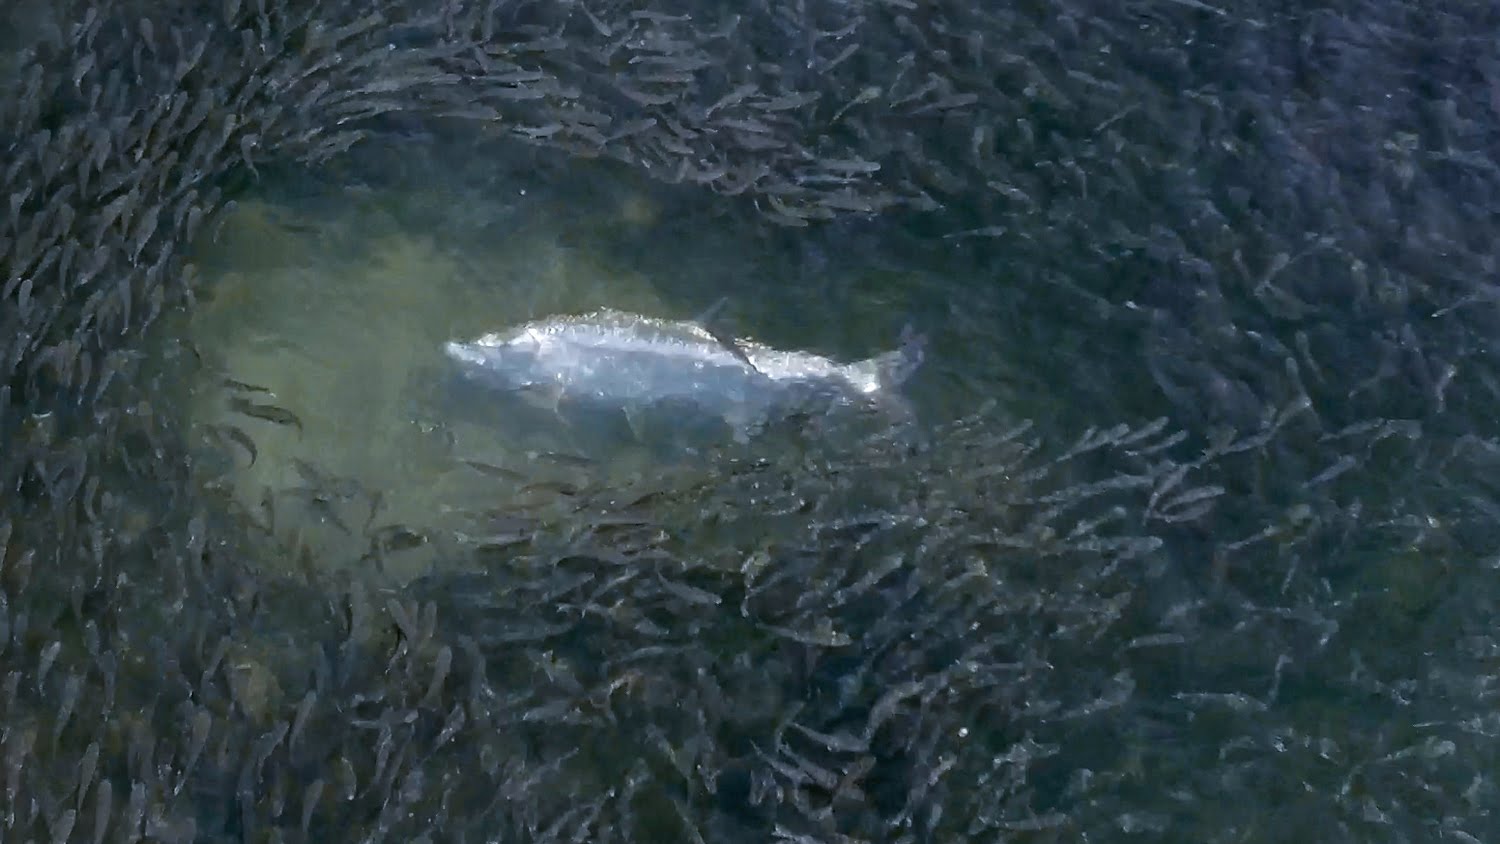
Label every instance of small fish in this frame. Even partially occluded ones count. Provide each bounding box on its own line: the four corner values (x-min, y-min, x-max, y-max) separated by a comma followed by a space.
629, 54, 713, 72
713, 116, 776, 135
761, 621, 853, 647
518, 480, 581, 497
455, 531, 530, 551
37, 640, 61, 690
943, 226, 1007, 240
816, 157, 881, 175
616, 84, 676, 106
370, 525, 426, 552
176, 709, 210, 794
122, 781, 146, 841
759, 92, 820, 111
512, 123, 564, 140
909, 92, 980, 115
229, 396, 302, 431
300, 780, 323, 834
819, 189, 892, 213
288, 693, 315, 755
52, 673, 81, 745
656, 572, 722, 607
527, 450, 594, 469
460, 459, 525, 481
830, 84, 880, 122
790, 721, 868, 753
731, 131, 786, 151
607, 117, 658, 142
628, 10, 691, 22
91, 780, 111, 844
421, 646, 452, 709
51, 808, 77, 844
77, 741, 99, 809
209, 424, 257, 466
706, 83, 757, 116
433, 704, 465, 751
761, 193, 813, 226
332, 757, 357, 802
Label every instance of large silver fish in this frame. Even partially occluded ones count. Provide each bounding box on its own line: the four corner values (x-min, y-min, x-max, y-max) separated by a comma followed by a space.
444, 307, 925, 441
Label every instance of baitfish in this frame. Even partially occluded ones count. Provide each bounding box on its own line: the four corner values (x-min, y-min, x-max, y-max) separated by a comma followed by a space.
444, 308, 925, 441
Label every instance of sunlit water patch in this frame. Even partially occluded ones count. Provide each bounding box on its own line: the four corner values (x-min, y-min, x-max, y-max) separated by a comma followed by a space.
148, 136, 975, 582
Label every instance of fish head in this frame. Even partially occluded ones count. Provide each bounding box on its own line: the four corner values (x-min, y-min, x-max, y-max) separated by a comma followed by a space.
443, 332, 546, 390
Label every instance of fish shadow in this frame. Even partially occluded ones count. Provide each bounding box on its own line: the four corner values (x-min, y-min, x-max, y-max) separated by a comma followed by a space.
433, 361, 929, 467
436, 369, 744, 461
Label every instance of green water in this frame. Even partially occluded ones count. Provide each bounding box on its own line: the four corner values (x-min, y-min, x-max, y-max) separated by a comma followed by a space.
164, 134, 1032, 581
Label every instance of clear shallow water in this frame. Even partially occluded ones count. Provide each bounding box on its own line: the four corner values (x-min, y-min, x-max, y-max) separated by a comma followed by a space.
161, 166, 669, 578
156, 133, 1026, 581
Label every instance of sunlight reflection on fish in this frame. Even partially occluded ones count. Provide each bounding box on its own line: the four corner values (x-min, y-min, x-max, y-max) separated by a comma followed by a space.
445, 308, 926, 447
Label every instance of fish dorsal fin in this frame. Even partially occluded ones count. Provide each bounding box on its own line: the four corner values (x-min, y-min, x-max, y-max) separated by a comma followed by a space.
694, 297, 760, 373
693, 296, 731, 326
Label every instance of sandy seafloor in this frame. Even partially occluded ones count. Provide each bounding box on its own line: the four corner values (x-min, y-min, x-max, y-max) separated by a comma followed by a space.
159, 136, 1028, 582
